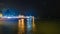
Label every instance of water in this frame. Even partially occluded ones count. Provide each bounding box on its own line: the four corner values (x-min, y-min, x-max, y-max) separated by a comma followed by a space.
0, 19, 60, 34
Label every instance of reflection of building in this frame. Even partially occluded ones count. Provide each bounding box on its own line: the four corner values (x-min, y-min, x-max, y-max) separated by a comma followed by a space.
18, 16, 35, 34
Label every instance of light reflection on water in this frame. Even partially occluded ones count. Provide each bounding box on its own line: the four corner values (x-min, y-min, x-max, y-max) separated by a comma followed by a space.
18, 19, 25, 34
0, 18, 36, 34
0, 19, 60, 34
32, 21, 36, 32
18, 18, 36, 34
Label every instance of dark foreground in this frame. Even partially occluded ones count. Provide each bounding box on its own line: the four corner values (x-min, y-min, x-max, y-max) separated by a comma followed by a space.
0, 19, 60, 34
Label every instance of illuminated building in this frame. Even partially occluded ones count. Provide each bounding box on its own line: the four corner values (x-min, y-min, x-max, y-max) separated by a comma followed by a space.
0, 8, 35, 34
18, 15, 35, 34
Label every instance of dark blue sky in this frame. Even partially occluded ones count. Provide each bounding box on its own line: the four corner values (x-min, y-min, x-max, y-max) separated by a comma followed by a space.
0, 0, 57, 18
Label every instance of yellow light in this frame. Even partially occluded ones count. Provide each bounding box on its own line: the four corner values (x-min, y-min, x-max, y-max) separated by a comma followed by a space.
18, 20, 21, 34
0, 13, 2, 17
32, 16, 34, 23
18, 16, 35, 34
21, 19, 24, 26
32, 16, 36, 32
18, 19, 25, 34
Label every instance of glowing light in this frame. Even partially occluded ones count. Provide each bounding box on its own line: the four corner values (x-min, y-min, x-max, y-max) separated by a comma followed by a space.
27, 18, 32, 28
32, 16, 36, 32
7, 17, 12, 18
27, 17, 32, 34
32, 16, 34, 23
0, 13, 2, 17
18, 20, 21, 34
26, 16, 30, 18
18, 19, 25, 34
17, 16, 35, 34
0, 16, 34, 19
21, 19, 24, 26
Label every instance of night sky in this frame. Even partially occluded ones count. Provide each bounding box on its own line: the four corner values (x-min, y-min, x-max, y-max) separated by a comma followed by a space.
0, 0, 57, 19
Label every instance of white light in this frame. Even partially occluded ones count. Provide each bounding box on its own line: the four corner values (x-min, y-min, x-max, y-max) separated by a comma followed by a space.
0, 16, 34, 19
7, 17, 12, 18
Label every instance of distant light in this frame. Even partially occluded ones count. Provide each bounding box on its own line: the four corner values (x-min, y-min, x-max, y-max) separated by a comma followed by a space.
26, 16, 30, 18
7, 17, 12, 18
0, 13, 3, 17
